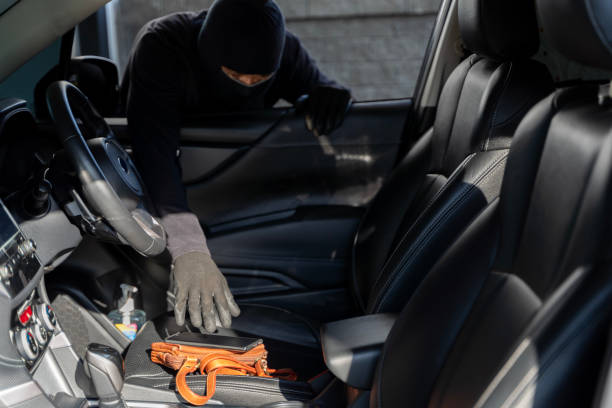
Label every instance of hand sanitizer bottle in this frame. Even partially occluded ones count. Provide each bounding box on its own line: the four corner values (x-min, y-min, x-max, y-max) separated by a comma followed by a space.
108, 284, 146, 341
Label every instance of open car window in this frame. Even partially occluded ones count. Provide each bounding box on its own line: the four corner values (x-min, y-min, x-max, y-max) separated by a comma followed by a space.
76, 0, 443, 102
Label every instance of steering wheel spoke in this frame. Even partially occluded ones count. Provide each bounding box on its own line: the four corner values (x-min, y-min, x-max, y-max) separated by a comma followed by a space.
46, 81, 166, 257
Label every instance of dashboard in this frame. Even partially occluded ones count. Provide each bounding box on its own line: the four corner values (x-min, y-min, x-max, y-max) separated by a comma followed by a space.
0, 202, 40, 297
0, 199, 51, 368
0, 98, 84, 407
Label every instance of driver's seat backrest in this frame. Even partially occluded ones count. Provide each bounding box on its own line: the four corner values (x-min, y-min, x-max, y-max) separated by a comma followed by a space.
351, 0, 553, 314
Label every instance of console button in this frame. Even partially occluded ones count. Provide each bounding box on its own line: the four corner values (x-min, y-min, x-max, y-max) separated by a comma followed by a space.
32, 323, 48, 345
15, 329, 39, 361
35, 303, 56, 332
0, 263, 13, 280
17, 240, 36, 258
18, 305, 32, 325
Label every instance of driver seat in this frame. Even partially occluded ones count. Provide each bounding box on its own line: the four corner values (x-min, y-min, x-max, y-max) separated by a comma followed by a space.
124, 0, 553, 401
204, 0, 552, 343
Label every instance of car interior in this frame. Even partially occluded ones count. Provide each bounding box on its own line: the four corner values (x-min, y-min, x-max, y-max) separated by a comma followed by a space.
0, 0, 611, 407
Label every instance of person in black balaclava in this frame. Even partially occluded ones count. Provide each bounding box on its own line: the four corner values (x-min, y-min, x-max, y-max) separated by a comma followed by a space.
124, 0, 351, 333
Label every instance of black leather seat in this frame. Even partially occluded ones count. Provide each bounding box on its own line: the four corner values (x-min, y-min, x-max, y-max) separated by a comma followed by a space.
193, 0, 552, 345
124, 0, 555, 403
370, 0, 612, 405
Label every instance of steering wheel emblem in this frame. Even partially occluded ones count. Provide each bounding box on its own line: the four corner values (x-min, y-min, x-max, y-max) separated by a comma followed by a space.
118, 157, 129, 175
103, 139, 143, 196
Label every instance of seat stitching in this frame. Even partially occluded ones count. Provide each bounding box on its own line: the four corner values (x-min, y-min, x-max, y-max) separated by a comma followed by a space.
373, 158, 506, 313
151, 382, 307, 398
370, 153, 476, 292
154, 379, 312, 397
372, 152, 508, 312
375, 199, 499, 408
367, 172, 447, 300
350, 128, 434, 311
125, 372, 173, 381
371, 152, 501, 309
373, 152, 507, 310
388, 174, 445, 254
374, 185, 499, 313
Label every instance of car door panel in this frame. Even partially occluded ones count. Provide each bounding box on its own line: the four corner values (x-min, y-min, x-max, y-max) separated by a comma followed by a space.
180, 109, 287, 144
179, 146, 237, 184
110, 99, 409, 317
185, 100, 409, 224
208, 206, 362, 286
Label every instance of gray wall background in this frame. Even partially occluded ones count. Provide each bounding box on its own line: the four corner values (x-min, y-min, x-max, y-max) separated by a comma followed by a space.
109, 0, 441, 101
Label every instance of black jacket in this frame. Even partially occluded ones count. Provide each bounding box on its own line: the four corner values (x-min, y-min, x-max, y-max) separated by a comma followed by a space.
124, 11, 332, 258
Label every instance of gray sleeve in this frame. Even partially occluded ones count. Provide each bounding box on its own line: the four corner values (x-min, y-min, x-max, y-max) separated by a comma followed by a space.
160, 212, 211, 261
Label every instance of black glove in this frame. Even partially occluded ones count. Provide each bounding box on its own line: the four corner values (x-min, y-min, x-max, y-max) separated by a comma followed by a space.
172, 251, 241, 333
305, 85, 352, 136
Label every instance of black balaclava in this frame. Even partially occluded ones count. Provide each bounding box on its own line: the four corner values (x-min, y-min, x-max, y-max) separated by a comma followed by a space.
197, 0, 286, 109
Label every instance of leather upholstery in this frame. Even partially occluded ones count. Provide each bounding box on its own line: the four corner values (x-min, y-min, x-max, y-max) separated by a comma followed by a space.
537, 0, 612, 70
458, 0, 540, 60
372, 85, 612, 407
125, 321, 317, 407
145, 304, 321, 360
128, 0, 555, 400
364, 149, 507, 313
223, 304, 320, 348
137, 0, 553, 357
151, 305, 319, 348
151, 306, 323, 373
353, 57, 553, 314
477, 263, 612, 407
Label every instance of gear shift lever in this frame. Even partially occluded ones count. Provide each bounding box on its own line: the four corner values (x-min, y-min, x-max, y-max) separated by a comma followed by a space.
84, 343, 126, 408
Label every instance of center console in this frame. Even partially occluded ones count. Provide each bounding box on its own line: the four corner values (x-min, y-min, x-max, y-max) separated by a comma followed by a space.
0, 202, 40, 296
12, 291, 57, 368
0, 201, 57, 369
0, 198, 66, 408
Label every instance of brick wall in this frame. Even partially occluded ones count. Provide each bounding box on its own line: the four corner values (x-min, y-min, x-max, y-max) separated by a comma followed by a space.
109, 0, 441, 101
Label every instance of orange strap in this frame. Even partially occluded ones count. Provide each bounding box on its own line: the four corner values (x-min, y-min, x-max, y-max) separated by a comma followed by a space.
175, 357, 214, 406
174, 354, 297, 405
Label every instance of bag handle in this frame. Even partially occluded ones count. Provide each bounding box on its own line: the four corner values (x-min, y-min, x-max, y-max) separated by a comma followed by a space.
175, 356, 218, 406
173, 353, 298, 405
175, 354, 268, 406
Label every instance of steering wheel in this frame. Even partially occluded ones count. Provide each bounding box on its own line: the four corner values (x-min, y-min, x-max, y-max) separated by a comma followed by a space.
46, 80, 166, 257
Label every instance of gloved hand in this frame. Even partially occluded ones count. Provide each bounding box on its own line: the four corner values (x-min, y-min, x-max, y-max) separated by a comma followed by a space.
305, 84, 352, 136
172, 251, 241, 333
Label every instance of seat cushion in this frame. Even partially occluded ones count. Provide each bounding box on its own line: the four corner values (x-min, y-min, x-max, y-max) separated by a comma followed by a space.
125, 320, 315, 406
125, 304, 326, 386
222, 303, 321, 349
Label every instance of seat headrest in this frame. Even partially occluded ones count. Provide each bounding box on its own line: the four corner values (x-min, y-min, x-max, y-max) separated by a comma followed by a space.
458, 0, 540, 61
536, 0, 612, 71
